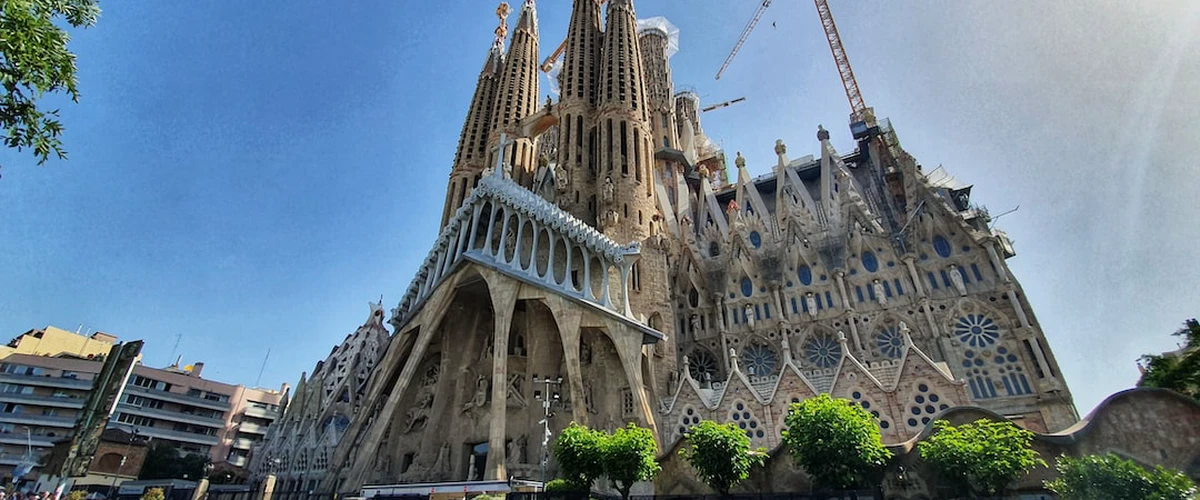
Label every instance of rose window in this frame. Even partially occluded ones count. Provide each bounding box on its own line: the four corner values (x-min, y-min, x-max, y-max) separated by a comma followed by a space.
741, 343, 778, 376
688, 349, 720, 382
954, 314, 1000, 347
875, 327, 904, 359
804, 334, 842, 368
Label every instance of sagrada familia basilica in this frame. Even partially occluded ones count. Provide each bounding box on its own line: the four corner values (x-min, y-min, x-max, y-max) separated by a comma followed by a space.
251, 0, 1200, 495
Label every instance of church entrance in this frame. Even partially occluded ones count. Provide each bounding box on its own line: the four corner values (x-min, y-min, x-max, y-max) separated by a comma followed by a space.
463, 442, 488, 481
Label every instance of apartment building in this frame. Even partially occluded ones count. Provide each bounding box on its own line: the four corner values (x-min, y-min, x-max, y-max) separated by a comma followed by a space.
0, 326, 286, 482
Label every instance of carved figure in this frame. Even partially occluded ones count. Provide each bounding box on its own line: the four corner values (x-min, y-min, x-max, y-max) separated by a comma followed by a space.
433, 443, 451, 473
735, 151, 746, 169
554, 163, 569, 191
873, 279, 888, 307
744, 303, 755, 329
602, 176, 615, 202
774, 139, 787, 156
507, 373, 527, 408
580, 341, 592, 364
583, 380, 598, 414
462, 374, 489, 412
805, 292, 819, 318
690, 314, 702, 335
949, 264, 967, 296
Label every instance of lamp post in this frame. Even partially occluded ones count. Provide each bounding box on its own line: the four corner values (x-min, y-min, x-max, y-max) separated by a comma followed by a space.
531, 374, 563, 490
107, 428, 140, 500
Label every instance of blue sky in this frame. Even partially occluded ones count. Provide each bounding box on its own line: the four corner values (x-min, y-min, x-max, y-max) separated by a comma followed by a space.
1, 1, 1197, 416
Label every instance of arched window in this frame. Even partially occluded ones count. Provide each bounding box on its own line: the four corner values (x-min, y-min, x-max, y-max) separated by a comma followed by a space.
798, 265, 813, 286
861, 251, 879, 272
933, 235, 952, 258
740, 277, 753, 297
749, 231, 762, 248
709, 241, 720, 257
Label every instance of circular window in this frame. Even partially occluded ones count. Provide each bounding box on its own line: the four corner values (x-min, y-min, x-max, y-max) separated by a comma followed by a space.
955, 314, 1000, 347
749, 231, 762, 248
875, 327, 904, 359
804, 334, 843, 368
688, 349, 720, 381
861, 251, 879, 272
798, 265, 813, 286
741, 344, 778, 377
740, 277, 753, 297
933, 235, 952, 258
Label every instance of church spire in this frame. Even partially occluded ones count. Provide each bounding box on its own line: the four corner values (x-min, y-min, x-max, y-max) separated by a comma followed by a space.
484, 0, 540, 188
595, 0, 656, 243
553, 0, 604, 224
440, 3, 509, 227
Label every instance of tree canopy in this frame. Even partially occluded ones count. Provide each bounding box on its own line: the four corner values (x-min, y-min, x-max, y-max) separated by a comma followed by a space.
602, 423, 661, 500
552, 422, 607, 490
138, 444, 209, 480
0, 0, 99, 176
918, 419, 1045, 496
1045, 453, 1197, 500
679, 420, 767, 497
781, 394, 892, 490
1138, 318, 1200, 400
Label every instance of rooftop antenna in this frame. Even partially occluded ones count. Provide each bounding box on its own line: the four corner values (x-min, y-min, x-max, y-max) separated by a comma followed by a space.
168, 333, 182, 366
255, 348, 272, 387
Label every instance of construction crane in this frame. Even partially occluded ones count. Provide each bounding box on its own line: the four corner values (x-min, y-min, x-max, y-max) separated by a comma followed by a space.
715, 0, 772, 80
813, 0, 909, 226
540, 0, 608, 73
813, 0, 867, 125
701, 97, 746, 113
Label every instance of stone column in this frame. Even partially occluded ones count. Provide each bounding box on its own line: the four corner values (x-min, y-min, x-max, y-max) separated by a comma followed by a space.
1006, 290, 1032, 329
986, 242, 1010, 283
484, 280, 519, 480
835, 271, 852, 309
904, 256, 927, 297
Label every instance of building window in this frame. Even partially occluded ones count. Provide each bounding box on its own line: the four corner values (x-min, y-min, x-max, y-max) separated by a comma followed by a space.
631, 262, 641, 292
622, 389, 635, 417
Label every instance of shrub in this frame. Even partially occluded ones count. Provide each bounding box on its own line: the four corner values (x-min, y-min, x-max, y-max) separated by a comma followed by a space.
918, 419, 1044, 496
680, 420, 767, 496
781, 394, 892, 490
1045, 453, 1197, 500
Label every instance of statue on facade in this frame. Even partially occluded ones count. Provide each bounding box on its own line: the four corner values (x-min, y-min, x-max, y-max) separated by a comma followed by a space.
948, 264, 967, 296
743, 303, 755, 328
735, 151, 746, 170
580, 341, 592, 364
554, 163, 569, 192
433, 443, 451, 474
774, 139, 787, 157
690, 314, 702, 336
873, 279, 888, 307
583, 380, 598, 414
603, 176, 615, 203
462, 374, 489, 413
805, 292, 819, 318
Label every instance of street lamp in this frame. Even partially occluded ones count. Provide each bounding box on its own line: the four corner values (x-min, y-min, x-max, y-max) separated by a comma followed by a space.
531, 374, 563, 489
107, 428, 140, 500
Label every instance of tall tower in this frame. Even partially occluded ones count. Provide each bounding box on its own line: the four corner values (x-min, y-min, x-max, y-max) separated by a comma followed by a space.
595, 0, 677, 404
486, 0, 541, 188
440, 4, 508, 226
638, 18, 678, 153
554, 0, 603, 223
595, 0, 656, 244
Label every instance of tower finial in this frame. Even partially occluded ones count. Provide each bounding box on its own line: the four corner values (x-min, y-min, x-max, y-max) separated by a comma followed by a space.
494, 2, 511, 48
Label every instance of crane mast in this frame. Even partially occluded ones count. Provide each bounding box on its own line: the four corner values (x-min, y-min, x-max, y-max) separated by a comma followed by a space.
715, 0, 772, 80
814, 0, 867, 124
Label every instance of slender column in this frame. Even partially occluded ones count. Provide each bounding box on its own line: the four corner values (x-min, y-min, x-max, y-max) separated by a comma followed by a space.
772, 288, 787, 320
835, 271, 852, 309
1028, 337, 1053, 382
582, 249, 593, 300
546, 233, 558, 284
497, 211, 512, 263
513, 215, 527, 269
467, 203, 483, 252
619, 262, 633, 316
986, 242, 1011, 283
904, 256, 927, 297
1006, 290, 1032, 328
601, 264, 613, 308
483, 206, 500, 257
528, 222, 541, 274
921, 301, 941, 337
847, 314, 864, 352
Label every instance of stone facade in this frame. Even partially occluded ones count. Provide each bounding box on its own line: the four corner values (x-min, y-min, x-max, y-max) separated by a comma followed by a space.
260, 0, 1102, 493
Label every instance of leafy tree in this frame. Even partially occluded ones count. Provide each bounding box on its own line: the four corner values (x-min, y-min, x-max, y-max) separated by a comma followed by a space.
65, 491, 87, 500
918, 419, 1045, 497
543, 478, 577, 492
552, 422, 606, 491
1045, 453, 1197, 500
781, 394, 892, 490
679, 420, 767, 497
601, 423, 660, 500
139, 488, 164, 500
138, 444, 209, 480
0, 0, 99, 175
1139, 318, 1200, 400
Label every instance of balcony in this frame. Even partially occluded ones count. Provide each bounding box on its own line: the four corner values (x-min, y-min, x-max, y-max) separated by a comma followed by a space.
115, 404, 225, 428
227, 455, 247, 467
0, 433, 56, 448
123, 385, 231, 412
0, 452, 42, 466
243, 406, 279, 420
119, 424, 219, 446
230, 437, 256, 450
0, 412, 77, 429
237, 422, 268, 435
0, 392, 86, 409
0, 373, 93, 391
